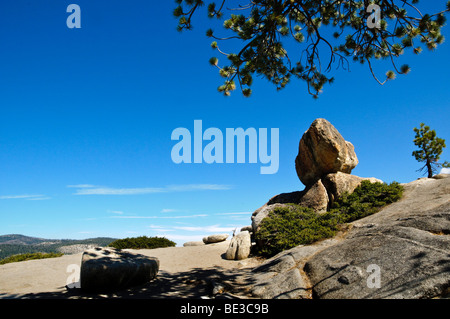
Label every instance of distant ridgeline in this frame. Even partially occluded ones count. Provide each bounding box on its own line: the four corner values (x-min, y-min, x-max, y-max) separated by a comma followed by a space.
0, 234, 116, 260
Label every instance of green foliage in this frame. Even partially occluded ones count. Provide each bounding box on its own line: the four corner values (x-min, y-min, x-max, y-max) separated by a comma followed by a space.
329, 180, 404, 223
108, 236, 176, 250
255, 205, 338, 257
412, 123, 449, 178
255, 181, 404, 257
174, 1, 450, 98
0, 252, 63, 265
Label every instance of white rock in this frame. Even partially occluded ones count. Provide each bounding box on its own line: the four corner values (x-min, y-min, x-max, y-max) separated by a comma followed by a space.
225, 231, 251, 260
202, 234, 229, 244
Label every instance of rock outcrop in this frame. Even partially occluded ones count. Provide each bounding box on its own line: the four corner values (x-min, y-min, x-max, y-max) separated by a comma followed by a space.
243, 175, 450, 299
249, 238, 339, 299
295, 118, 358, 186
80, 247, 159, 292
252, 119, 381, 236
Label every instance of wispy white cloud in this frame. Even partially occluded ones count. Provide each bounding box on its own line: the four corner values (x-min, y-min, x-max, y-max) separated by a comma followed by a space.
67, 184, 96, 188
110, 214, 208, 219
0, 194, 51, 200
161, 208, 179, 213
70, 184, 231, 195
108, 210, 124, 215
214, 212, 252, 221
440, 167, 450, 174
148, 224, 175, 232
74, 187, 164, 195
173, 224, 236, 233
26, 196, 52, 201
165, 184, 231, 191
215, 212, 252, 216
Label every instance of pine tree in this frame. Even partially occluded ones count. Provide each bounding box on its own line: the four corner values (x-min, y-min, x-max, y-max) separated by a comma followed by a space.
174, 0, 450, 98
412, 123, 450, 178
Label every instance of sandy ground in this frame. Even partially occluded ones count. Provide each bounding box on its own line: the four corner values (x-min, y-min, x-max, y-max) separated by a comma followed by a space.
0, 240, 262, 299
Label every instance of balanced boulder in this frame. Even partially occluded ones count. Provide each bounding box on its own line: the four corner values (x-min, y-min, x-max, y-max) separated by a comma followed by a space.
295, 118, 358, 186
80, 247, 159, 292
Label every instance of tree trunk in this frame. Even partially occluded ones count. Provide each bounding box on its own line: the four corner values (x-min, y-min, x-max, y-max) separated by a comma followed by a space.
426, 159, 433, 178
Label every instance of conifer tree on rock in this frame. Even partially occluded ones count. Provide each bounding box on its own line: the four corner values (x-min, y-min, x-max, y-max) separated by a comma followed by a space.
412, 123, 450, 178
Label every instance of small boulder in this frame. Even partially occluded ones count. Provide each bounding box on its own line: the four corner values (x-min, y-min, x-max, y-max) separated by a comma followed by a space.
322, 172, 383, 205
295, 118, 358, 186
432, 173, 450, 180
297, 179, 329, 214
202, 234, 229, 244
240, 226, 253, 233
225, 231, 252, 260
80, 247, 159, 292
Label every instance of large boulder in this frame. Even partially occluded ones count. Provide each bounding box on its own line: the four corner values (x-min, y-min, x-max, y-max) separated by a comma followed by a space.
80, 247, 159, 292
295, 118, 358, 186
203, 234, 229, 244
225, 231, 252, 260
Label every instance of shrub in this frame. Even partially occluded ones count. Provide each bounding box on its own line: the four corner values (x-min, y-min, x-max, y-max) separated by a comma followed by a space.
255, 181, 404, 257
0, 252, 63, 265
108, 236, 176, 250
330, 180, 404, 223
255, 205, 339, 257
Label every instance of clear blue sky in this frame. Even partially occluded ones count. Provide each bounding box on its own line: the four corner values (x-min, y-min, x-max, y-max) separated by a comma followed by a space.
1, 1, 449, 245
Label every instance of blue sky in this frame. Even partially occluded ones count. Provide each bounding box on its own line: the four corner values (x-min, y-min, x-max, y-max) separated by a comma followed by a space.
0, 1, 449, 245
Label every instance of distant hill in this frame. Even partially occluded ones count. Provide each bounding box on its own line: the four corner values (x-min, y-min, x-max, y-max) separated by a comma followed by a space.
0, 234, 117, 260
0, 234, 61, 245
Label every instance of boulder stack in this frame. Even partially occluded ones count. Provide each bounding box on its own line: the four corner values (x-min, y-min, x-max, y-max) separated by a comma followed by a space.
252, 118, 382, 233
